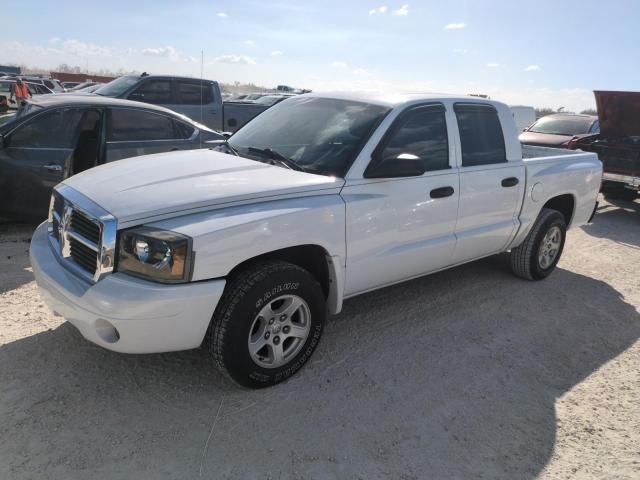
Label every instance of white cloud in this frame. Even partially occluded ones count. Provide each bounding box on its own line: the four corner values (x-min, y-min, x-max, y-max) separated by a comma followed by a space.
213, 54, 256, 65
243, 40, 255, 46
445, 22, 466, 30
331, 61, 349, 68
353, 68, 371, 76
524, 64, 540, 71
216, 12, 227, 17
486, 63, 500, 68
141, 46, 185, 62
369, 6, 387, 15
392, 4, 409, 16
57, 39, 112, 57
453, 48, 468, 54
271, 50, 283, 56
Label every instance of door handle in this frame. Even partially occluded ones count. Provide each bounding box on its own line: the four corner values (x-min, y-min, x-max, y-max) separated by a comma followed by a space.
430, 186, 455, 199
501, 177, 519, 187
41, 164, 62, 173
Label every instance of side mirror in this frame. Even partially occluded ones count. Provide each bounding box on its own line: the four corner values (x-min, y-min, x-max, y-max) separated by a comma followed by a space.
365, 154, 425, 179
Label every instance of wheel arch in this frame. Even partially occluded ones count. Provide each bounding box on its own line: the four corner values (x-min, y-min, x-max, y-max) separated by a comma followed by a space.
226, 244, 345, 315
541, 193, 575, 226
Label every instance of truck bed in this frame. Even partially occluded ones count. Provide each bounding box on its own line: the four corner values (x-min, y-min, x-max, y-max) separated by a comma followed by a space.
522, 144, 591, 160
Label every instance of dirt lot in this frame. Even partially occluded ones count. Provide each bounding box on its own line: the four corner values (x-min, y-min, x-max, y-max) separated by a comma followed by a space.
0, 197, 638, 480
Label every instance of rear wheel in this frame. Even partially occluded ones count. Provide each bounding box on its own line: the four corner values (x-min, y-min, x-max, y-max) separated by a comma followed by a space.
510, 208, 567, 280
208, 261, 326, 388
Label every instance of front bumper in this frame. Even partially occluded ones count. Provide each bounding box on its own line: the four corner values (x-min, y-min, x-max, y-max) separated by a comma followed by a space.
29, 222, 226, 353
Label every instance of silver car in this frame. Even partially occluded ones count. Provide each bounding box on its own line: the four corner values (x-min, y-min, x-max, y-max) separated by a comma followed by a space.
0, 95, 223, 220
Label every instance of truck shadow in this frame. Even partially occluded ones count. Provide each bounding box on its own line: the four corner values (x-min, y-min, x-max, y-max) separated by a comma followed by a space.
0, 222, 36, 293
1, 258, 638, 479
582, 198, 640, 248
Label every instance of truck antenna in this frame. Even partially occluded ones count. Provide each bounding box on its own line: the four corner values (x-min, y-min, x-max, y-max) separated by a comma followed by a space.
200, 50, 204, 150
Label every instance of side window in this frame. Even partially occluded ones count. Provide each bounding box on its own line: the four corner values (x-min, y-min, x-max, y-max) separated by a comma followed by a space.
43, 80, 54, 90
108, 109, 175, 141
454, 104, 506, 167
9, 109, 83, 148
175, 81, 214, 105
174, 120, 195, 139
378, 105, 449, 172
129, 79, 172, 104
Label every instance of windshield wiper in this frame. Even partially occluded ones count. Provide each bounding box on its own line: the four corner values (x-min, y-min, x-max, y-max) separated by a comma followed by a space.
246, 147, 306, 172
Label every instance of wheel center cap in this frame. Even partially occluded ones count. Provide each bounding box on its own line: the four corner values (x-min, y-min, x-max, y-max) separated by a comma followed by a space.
271, 324, 282, 334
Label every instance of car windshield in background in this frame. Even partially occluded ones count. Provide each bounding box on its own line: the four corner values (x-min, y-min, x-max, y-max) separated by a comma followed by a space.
254, 95, 287, 106
0, 112, 17, 127
228, 97, 390, 177
529, 116, 595, 136
94, 75, 139, 97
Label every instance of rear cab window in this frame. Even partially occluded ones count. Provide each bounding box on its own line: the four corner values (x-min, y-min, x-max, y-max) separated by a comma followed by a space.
175, 80, 214, 105
454, 104, 506, 167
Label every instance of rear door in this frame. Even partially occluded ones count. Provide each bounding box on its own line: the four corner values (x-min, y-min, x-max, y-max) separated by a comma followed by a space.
171, 79, 221, 130
452, 103, 525, 264
343, 103, 460, 296
104, 107, 198, 163
0, 108, 83, 219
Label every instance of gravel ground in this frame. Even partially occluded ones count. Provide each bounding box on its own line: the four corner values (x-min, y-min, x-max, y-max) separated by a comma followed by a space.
0, 196, 638, 480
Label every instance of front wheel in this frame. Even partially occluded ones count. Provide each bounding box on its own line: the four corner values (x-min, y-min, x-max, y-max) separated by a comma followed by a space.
208, 261, 326, 388
510, 208, 567, 280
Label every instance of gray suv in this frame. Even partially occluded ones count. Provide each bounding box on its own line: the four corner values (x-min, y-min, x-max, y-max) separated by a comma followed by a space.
0, 95, 223, 220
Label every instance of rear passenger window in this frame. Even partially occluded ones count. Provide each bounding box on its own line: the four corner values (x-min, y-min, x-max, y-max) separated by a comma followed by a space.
108, 109, 175, 141
378, 105, 449, 172
455, 104, 506, 167
174, 120, 195, 139
175, 81, 214, 105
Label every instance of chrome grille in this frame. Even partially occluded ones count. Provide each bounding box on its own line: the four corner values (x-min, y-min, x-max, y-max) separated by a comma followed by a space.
47, 185, 117, 282
69, 237, 98, 275
70, 210, 101, 244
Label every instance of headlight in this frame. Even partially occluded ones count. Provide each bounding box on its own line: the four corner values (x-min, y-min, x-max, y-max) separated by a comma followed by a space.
116, 227, 193, 283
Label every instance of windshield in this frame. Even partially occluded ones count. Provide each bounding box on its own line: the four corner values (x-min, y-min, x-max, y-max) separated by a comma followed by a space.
94, 75, 139, 97
529, 115, 595, 136
229, 97, 390, 176
0, 103, 43, 130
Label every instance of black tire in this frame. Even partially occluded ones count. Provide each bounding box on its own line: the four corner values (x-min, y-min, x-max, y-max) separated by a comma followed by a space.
510, 208, 567, 280
208, 260, 326, 388
603, 186, 637, 202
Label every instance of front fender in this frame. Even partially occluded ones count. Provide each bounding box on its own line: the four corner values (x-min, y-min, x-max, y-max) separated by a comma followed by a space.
147, 194, 346, 282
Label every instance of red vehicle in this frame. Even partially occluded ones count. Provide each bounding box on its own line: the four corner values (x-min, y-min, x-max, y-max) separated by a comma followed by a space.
570, 91, 640, 201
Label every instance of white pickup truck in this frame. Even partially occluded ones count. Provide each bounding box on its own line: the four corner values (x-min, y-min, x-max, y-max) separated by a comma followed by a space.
30, 93, 602, 388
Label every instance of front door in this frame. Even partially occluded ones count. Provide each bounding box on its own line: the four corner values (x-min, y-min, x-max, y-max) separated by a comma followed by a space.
343, 104, 460, 296
0, 108, 83, 220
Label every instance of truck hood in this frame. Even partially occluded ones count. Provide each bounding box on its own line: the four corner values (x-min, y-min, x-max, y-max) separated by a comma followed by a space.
594, 90, 640, 138
62, 149, 344, 226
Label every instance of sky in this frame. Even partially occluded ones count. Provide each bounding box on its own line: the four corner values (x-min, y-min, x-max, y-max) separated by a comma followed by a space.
2, 0, 639, 112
